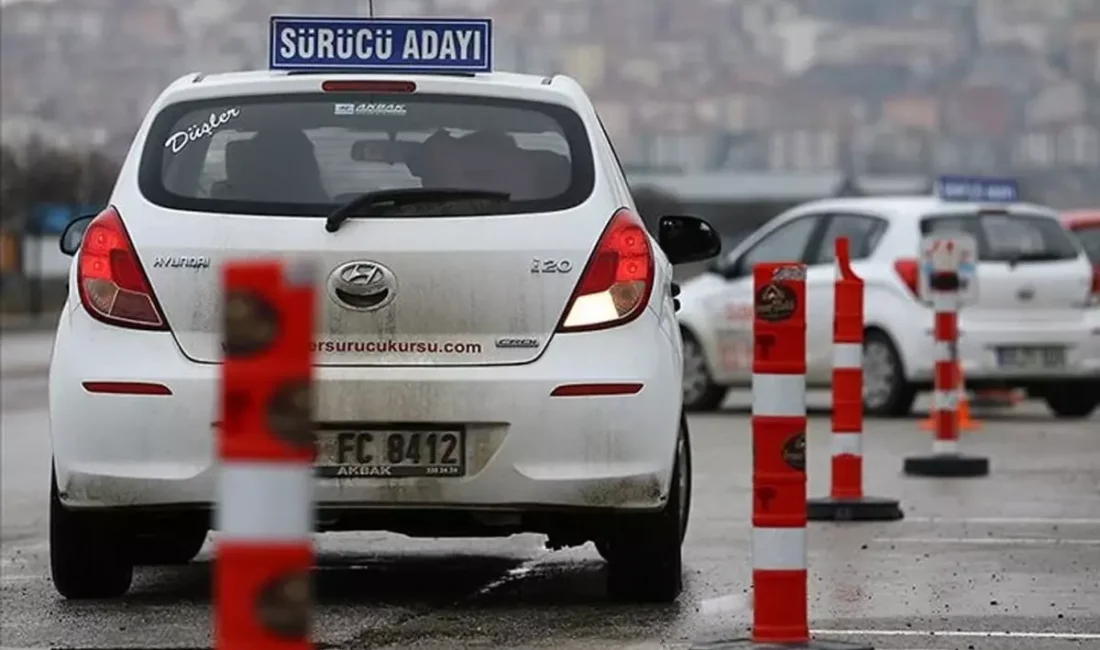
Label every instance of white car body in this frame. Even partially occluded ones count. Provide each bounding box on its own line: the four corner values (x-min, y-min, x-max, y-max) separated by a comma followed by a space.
678, 196, 1100, 416
49, 68, 714, 600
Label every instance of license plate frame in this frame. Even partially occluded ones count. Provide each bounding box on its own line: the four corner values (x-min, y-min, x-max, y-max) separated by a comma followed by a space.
995, 346, 1066, 370
314, 426, 466, 478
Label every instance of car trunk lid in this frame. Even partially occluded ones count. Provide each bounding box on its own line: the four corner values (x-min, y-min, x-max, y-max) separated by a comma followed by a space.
128, 208, 609, 366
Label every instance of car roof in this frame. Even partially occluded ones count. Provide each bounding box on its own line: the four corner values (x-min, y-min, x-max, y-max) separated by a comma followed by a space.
158, 70, 585, 107
784, 195, 1060, 221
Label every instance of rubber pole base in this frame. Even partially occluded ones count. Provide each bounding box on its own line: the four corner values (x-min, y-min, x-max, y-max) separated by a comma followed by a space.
903, 454, 989, 477
692, 638, 873, 650
806, 496, 904, 521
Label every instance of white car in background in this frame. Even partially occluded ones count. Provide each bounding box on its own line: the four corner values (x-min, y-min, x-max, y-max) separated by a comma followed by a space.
677, 194, 1100, 418
47, 22, 722, 602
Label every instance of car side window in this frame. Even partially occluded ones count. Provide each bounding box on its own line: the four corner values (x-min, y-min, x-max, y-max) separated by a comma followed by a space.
735, 216, 821, 275
809, 213, 887, 265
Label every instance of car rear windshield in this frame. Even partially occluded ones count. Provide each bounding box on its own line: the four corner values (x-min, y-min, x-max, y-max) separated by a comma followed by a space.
919, 211, 1080, 262
1072, 224, 1100, 264
138, 93, 594, 217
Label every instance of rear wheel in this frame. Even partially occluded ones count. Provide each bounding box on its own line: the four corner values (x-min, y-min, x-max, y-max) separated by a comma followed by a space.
599, 415, 690, 603
1044, 383, 1100, 419
50, 467, 134, 599
682, 331, 727, 412
862, 330, 917, 418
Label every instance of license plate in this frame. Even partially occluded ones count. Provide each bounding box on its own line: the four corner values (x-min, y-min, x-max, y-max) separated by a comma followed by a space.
315, 429, 466, 478
995, 346, 1066, 370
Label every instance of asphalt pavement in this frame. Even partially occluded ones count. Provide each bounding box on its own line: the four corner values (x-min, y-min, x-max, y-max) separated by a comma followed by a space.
2, 331, 1099, 650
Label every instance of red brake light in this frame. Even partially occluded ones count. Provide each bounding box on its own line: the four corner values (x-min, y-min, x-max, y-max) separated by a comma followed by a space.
321, 80, 416, 93
76, 207, 168, 330
893, 258, 921, 299
557, 208, 654, 333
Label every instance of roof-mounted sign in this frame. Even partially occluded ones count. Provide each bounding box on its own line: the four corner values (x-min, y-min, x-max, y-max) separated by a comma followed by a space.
936, 175, 1019, 203
269, 16, 493, 73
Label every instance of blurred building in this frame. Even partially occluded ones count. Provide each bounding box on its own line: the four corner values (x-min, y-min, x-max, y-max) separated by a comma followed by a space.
1, 0, 1098, 208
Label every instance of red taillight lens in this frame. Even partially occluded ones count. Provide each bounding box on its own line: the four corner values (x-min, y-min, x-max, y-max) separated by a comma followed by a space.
76, 207, 168, 330
557, 208, 654, 332
321, 80, 416, 93
893, 258, 921, 299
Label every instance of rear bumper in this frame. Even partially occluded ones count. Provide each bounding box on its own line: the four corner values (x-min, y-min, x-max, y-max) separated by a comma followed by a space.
901, 314, 1100, 383
49, 306, 683, 515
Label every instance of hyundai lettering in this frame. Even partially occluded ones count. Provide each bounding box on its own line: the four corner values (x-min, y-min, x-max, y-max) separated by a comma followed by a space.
678, 175, 1100, 418
47, 15, 721, 602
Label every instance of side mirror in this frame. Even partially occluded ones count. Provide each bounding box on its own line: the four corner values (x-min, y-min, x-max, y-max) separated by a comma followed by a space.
59, 215, 95, 256
657, 215, 722, 265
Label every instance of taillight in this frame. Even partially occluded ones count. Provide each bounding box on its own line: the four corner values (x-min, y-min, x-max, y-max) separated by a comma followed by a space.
76, 207, 168, 330
893, 258, 922, 299
557, 208, 654, 332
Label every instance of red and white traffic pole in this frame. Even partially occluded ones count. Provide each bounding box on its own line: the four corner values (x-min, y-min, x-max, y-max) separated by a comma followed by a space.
903, 244, 989, 478
808, 237, 902, 521
726, 262, 869, 650
215, 259, 316, 650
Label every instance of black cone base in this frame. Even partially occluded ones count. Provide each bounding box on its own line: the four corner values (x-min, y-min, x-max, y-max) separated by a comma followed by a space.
693, 638, 873, 650
903, 454, 989, 477
807, 496, 903, 521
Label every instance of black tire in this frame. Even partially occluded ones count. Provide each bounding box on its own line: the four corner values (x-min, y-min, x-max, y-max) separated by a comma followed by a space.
131, 527, 208, 566
50, 467, 134, 599
862, 329, 917, 418
600, 415, 690, 603
1044, 383, 1100, 419
681, 330, 727, 412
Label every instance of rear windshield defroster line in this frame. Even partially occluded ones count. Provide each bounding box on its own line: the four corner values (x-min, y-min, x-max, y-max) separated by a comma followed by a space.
138, 92, 595, 217
920, 212, 1081, 263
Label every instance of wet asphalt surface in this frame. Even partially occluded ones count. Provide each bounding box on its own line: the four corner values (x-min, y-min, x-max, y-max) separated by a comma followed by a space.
3, 334, 1100, 649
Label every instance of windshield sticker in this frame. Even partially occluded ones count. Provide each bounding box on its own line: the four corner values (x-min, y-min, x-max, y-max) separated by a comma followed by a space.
165, 107, 241, 154
334, 102, 407, 116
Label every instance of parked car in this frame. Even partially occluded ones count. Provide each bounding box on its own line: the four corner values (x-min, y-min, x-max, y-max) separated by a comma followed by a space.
1062, 210, 1100, 267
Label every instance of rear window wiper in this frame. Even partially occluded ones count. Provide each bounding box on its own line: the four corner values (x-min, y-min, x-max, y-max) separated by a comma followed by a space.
324, 188, 511, 233
999, 251, 1067, 267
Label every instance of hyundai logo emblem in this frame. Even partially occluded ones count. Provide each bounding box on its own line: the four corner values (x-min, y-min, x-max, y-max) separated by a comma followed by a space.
327, 261, 397, 311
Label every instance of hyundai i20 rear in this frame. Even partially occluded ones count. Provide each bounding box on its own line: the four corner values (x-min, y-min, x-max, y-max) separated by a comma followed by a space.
48, 70, 719, 601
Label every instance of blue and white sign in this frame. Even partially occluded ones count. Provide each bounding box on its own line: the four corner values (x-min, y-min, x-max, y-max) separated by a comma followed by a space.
936, 175, 1019, 204
269, 16, 492, 73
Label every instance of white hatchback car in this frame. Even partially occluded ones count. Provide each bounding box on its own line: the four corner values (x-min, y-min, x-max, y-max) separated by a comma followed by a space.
678, 195, 1100, 417
48, 63, 721, 600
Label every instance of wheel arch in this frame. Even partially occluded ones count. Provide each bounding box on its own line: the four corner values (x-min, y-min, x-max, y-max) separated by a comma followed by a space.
863, 324, 909, 379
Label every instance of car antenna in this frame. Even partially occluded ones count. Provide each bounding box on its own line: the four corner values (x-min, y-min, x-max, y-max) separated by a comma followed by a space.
368, 0, 374, 17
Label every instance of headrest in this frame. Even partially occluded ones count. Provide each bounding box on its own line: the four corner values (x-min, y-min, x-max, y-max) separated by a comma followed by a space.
457, 130, 516, 153
249, 130, 316, 156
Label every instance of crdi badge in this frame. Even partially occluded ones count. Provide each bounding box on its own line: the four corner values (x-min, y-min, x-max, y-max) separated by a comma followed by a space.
269, 16, 493, 73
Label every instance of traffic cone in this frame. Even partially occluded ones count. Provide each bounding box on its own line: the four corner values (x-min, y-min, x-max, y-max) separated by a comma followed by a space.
919, 361, 981, 432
